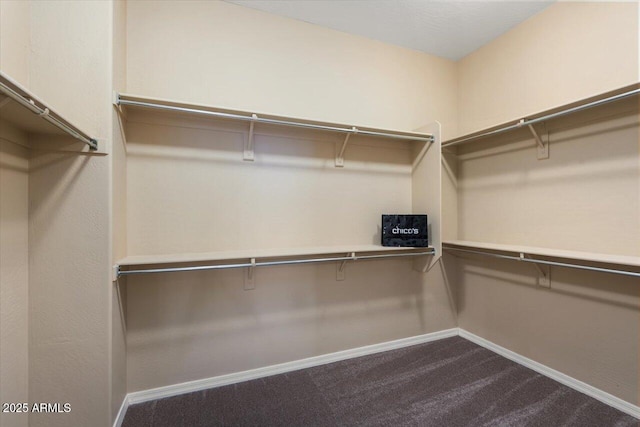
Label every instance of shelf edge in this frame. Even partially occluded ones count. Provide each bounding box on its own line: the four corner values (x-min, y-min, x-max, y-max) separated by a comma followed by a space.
443, 240, 640, 268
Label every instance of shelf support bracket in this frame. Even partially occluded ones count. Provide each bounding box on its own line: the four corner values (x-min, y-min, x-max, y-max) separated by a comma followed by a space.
520, 253, 551, 288
244, 114, 257, 161
245, 258, 256, 290
520, 119, 549, 160
113, 91, 127, 119
336, 127, 357, 167
336, 252, 356, 281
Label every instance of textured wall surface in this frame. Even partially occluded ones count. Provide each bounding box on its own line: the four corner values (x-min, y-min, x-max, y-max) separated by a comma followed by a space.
124, 0, 457, 392
456, 257, 639, 405
457, 2, 639, 136
453, 1, 640, 407
0, 0, 30, 86
454, 101, 640, 405
0, 128, 30, 427
27, 2, 113, 426
124, 113, 456, 392
456, 99, 639, 256
126, 0, 458, 140
1, 3, 31, 427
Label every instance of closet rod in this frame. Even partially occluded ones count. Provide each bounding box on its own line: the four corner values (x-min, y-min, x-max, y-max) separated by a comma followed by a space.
117, 97, 434, 143
117, 249, 435, 277
0, 76, 98, 150
442, 87, 640, 148
444, 247, 640, 278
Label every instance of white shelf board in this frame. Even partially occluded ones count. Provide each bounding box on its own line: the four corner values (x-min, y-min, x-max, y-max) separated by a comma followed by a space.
442, 82, 640, 147
0, 71, 99, 151
119, 245, 434, 267
117, 92, 432, 142
443, 240, 640, 268
0, 94, 68, 136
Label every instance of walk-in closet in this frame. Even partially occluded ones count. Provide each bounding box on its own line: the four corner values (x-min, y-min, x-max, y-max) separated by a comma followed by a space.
0, 1, 638, 426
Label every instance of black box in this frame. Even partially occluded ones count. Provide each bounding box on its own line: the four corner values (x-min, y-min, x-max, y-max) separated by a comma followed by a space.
381, 214, 428, 247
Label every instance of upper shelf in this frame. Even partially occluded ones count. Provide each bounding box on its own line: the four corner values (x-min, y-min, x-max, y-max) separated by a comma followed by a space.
116, 93, 435, 166
0, 71, 98, 150
442, 83, 640, 149
117, 93, 434, 143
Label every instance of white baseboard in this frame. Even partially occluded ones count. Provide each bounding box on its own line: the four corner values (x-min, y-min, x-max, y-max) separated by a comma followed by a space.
118, 327, 639, 424
126, 328, 459, 405
459, 329, 640, 419
113, 395, 129, 427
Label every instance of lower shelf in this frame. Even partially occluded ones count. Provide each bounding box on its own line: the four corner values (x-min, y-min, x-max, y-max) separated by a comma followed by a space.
443, 240, 640, 278
116, 245, 435, 278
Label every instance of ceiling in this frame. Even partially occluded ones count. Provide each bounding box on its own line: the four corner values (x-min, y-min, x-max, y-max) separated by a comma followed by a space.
225, 1, 554, 61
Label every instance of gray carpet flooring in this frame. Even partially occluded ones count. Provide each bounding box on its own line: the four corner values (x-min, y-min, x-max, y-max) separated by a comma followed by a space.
122, 336, 638, 426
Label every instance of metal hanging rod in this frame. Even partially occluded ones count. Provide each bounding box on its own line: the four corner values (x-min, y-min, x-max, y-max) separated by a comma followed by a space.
117, 249, 435, 277
0, 74, 98, 150
444, 246, 640, 278
117, 95, 434, 143
442, 87, 640, 148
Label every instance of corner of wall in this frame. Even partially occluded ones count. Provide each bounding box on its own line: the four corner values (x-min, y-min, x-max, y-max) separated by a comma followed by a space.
109, 0, 128, 424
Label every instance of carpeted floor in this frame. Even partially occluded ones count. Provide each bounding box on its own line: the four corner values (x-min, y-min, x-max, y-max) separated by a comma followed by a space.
122, 336, 638, 426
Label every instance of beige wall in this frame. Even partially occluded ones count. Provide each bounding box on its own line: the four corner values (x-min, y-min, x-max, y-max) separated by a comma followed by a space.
3, 0, 637, 419
0, 0, 30, 86
0, 3, 31, 427
453, 1, 640, 406
27, 1, 113, 426
127, 260, 456, 391
124, 1, 457, 392
126, 0, 458, 140
457, 99, 639, 256
454, 101, 640, 405
457, 2, 639, 137
0, 127, 30, 427
456, 256, 639, 405
126, 113, 415, 255
124, 112, 455, 391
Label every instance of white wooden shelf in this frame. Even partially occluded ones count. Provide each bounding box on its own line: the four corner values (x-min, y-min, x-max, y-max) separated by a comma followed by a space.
443, 240, 640, 267
119, 245, 430, 266
116, 96, 443, 279
442, 83, 640, 149
0, 71, 98, 151
443, 240, 640, 277
116, 245, 435, 279
116, 92, 434, 166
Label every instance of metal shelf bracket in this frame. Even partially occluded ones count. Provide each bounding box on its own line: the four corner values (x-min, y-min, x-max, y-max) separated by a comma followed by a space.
337, 252, 356, 281
336, 127, 357, 167
520, 119, 549, 160
245, 258, 256, 290
37, 106, 50, 118
442, 87, 640, 149
244, 114, 258, 161
444, 245, 640, 279
520, 253, 551, 287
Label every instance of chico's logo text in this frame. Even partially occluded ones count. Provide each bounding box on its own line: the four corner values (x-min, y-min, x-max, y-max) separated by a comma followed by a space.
391, 226, 420, 235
